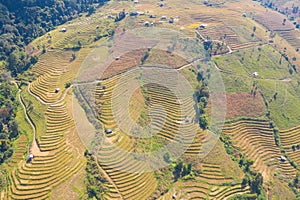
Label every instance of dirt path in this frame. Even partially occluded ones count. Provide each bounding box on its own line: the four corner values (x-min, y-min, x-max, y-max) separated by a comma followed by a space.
176, 58, 204, 71
93, 155, 124, 200
12, 81, 45, 156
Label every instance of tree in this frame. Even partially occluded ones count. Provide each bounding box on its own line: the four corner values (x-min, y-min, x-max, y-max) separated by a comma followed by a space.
283, 18, 287, 25
253, 26, 256, 32
7, 51, 19, 76
71, 52, 76, 61
65, 82, 71, 88
199, 114, 208, 130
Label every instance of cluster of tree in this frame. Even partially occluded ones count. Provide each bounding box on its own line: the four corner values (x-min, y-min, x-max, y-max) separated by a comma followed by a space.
292, 144, 300, 151
203, 39, 213, 56
173, 161, 192, 181
195, 68, 210, 130
289, 173, 300, 193
84, 151, 108, 199
0, 0, 109, 76
220, 134, 266, 199
259, 0, 298, 14
140, 48, 151, 65
0, 73, 19, 164
115, 9, 126, 22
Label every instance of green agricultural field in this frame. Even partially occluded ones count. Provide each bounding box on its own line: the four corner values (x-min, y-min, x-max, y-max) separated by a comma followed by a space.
214, 45, 292, 79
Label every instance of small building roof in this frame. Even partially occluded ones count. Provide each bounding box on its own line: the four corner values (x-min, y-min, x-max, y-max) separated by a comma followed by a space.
105, 129, 113, 134
252, 72, 259, 77
60, 28, 67, 32
185, 116, 191, 123
107, 15, 115, 19
280, 156, 287, 161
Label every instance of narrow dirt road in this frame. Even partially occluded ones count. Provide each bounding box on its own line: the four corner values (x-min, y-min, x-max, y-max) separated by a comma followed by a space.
93, 155, 124, 200
12, 81, 43, 155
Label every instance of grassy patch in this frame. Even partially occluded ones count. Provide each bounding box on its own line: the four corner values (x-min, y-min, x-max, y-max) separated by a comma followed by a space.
20, 86, 47, 141
258, 79, 300, 129
214, 45, 291, 79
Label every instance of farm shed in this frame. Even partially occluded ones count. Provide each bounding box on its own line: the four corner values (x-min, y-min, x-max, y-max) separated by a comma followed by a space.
199, 24, 207, 29
280, 156, 287, 162
161, 16, 167, 20
105, 129, 113, 134
252, 72, 259, 78
60, 28, 67, 32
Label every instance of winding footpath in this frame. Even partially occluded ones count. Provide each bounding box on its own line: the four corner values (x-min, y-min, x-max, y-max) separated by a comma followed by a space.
12, 81, 42, 155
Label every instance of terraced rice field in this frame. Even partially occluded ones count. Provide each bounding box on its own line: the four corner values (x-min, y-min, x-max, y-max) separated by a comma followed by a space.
223, 119, 297, 181
278, 30, 300, 49
97, 134, 158, 199
254, 10, 295, 31
30, 48, 91, 104
95, 68, 200, 144
280, 125, 300, 167
5, 135, 28, 169
1, 101, 84, 200
93, 66, 210, 198
197, 27, 255, 51
160, 163, 250, 200
1, 22, 92, 198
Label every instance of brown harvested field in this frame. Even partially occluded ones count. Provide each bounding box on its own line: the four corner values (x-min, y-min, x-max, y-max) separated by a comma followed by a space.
254, 10, 295, 31
101, 49, 189, 79
207, 92, 267, 119
144, 49, 189, 68
101, 49, 147, 79
278, 30, 300, 49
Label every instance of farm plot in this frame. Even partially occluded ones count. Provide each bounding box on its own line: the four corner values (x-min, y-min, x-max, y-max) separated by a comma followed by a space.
94, 66, 206, 199
160, 142, 249, 200
31, 12, 115, 50
5, 102, 84, 200
30, 48, 90, 104
96, 68, 198, 144
97, 133, 158, 199
222, 119, 297, 182
280, 125, 300, 167
254, 10, 295, 31
214, 45, 291, 79
207, 92, 267, 120
278, 30, 300, 49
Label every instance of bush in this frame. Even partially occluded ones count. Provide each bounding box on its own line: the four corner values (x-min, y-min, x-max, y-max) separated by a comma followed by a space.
65, 82, 71, 88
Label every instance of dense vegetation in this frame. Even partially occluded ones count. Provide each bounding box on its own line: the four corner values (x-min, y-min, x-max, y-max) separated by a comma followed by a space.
85, 151, 109, 200
0, 0, 109, 75
195, 65, 210, 130
0, 73, 19, 164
